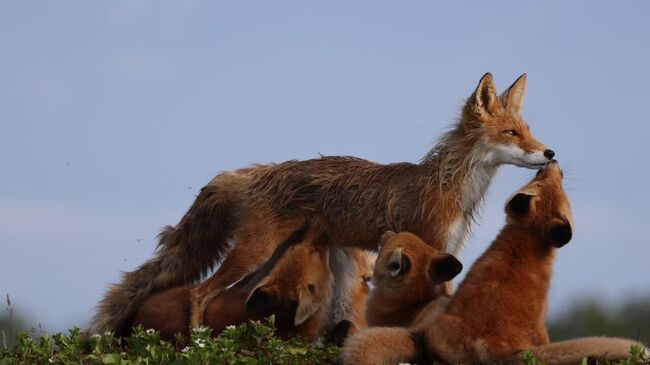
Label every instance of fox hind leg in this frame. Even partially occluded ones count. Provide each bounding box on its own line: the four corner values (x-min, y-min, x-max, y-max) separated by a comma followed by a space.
190, 220, 310, 327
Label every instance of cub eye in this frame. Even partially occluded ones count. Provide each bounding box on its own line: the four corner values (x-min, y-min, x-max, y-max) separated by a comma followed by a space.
504, 129, 518, 136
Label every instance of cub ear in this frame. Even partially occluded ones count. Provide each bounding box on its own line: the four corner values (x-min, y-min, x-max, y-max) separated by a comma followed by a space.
547, 222, 573, 248
429, 253, 463, 283
499, 73, 527, 118
294, 285, 321, 326
378, 231, 396, 252
506, 192, 535, 217
245, 286, 277, 315
467, 72, 499, 117
386, 248, 410, 278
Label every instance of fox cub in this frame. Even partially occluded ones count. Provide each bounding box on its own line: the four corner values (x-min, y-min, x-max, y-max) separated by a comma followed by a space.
365, 231, 462, 328
128, 228, 375, 342
130, 234, 333, 341
344, 161, 646, 365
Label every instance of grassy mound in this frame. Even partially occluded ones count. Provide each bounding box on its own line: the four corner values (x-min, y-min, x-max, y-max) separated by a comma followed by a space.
0, 318, 339, 365
1, 318, 647, 365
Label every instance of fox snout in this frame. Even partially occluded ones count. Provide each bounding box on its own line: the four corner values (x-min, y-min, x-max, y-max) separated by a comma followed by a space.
543, 149, 555, 159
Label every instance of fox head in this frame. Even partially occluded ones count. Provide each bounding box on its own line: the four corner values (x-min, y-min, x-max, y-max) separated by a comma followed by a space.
245, 241, 333, 326
462, 73, 555, 169
505, 160, 573, 248
373, 231, 462, 299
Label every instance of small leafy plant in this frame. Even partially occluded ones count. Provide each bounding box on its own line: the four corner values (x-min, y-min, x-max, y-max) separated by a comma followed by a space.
0, 318, 340, 365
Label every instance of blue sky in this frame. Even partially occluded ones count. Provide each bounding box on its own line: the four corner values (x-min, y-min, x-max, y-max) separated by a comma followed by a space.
1, 1, 649, 332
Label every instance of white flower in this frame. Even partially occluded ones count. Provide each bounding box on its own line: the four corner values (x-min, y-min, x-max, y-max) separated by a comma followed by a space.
194, 338, 206, 347
181, 346, 190, 353
192, 326, 209, 333
90, 334, 101, 339
146, 328, 155, 335
226, 325, 236, 330
48, 357, 55, 363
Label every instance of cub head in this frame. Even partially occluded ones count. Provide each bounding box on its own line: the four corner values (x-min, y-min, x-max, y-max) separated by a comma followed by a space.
373, 231, 462, 300
462, 73, 554, 169
343, 248, 375, 308
245, 241, 333, 327
505, 160, 573, 248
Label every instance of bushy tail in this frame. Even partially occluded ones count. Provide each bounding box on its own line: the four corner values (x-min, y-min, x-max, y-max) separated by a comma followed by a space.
342, 327, 419, 365
89, 172, 246, 335
515, 337, 648, 365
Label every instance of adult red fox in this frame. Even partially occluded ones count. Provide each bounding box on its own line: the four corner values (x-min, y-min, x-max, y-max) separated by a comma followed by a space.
343, 161, 646, 365
91, 73, 556, 332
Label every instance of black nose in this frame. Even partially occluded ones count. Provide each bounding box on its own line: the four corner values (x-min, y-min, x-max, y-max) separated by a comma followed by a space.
544, 149, 555, 159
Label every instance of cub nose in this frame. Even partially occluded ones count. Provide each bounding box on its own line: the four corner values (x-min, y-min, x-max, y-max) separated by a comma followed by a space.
544, 149, 555, 159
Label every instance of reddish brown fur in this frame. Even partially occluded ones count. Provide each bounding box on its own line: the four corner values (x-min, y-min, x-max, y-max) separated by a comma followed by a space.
187, 73, 552, 326
344, 162, 567, 363
365, 231, 461, 328
90, 73, 553, 332
344, 163, 646, 364
427, 162, 573, 362
130, 287, 253, 341
129, 236, 333, 341
244, 234, 333, 340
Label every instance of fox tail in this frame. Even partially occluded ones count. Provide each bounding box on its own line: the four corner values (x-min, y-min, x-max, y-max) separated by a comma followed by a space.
516, 337, 647, 365
89, 172, 246, 335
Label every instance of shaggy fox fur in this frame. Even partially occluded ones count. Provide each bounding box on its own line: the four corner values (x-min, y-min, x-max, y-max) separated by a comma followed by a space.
126, 229, 374, 342
365, 231, 461, 328
129, 229, 333, 341
343, 162, 647, 364
91, 73, 554, 332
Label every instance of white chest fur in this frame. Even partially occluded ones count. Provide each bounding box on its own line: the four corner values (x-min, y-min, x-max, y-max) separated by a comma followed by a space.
445, 216, 470, 255
446, 163, 498, 254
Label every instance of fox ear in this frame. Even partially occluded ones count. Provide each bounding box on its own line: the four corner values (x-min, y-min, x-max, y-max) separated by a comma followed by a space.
378, 231, 396, 252
499, 73, 527, 118
506, 192, 535, 217
245, 286, 278, 315
294, 284, 321, 326
546, 219, 573, 248
386, 248, 410, 277
468, 72, 499, 117
429, 253, 463, 283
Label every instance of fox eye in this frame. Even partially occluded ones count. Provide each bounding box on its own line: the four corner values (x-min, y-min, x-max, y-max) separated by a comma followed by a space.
504, 129, 518, 136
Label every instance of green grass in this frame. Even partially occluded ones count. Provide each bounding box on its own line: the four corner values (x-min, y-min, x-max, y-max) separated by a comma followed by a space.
1, 319, 647, 365
0, 318, 340, 365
